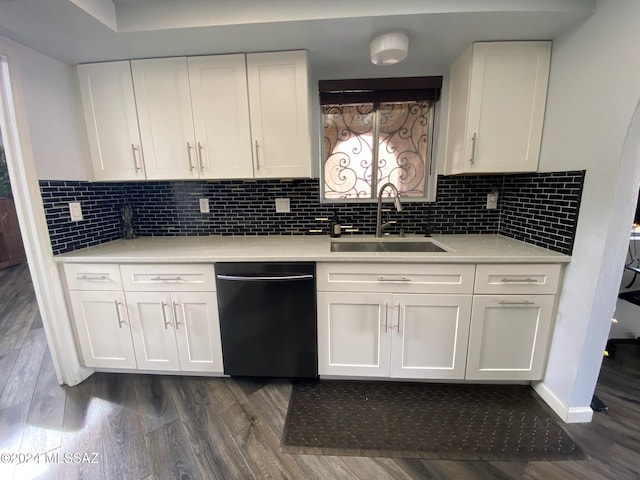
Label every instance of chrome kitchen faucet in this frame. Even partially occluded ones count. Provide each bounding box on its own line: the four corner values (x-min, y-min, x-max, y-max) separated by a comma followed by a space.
376, 182, 403, 237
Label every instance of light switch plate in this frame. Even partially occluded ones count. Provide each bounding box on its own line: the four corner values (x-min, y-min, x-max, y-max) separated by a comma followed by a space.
486, 193, 498, 209
69, 202, 83, 221
275, 198, 290, 213
199, 198, 210, 213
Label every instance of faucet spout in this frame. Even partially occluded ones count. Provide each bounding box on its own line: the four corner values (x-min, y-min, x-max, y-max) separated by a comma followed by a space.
376, 182, 403, 237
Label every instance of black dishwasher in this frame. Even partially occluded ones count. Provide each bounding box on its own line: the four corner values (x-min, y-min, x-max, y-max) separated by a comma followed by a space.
215, 262, 317, 378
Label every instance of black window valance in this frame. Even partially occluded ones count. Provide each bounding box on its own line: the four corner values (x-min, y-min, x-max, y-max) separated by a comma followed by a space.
319, 76, 442, 105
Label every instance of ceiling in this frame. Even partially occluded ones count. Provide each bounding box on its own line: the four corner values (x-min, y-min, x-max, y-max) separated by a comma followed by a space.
0, 0, 595, 78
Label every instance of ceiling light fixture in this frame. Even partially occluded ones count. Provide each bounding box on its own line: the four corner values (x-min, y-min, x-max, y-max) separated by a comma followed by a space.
370, 31, 409, 66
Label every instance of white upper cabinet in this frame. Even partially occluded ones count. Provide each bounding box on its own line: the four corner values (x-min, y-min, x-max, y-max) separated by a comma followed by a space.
77, 61, 145, 181
131, 58, 198, 180
76, 51, 311, 181
247, 51, 311, 178
444, 41, 551, 174
188, 55, 254, 179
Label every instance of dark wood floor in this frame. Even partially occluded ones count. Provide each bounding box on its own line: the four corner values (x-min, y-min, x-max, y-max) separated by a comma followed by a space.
1, 263, 640, 480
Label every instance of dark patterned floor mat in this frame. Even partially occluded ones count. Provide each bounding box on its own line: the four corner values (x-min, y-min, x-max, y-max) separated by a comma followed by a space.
281, 381, 586, 461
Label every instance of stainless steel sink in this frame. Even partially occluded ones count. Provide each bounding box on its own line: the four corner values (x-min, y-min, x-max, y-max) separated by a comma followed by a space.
330, 240, 447, 253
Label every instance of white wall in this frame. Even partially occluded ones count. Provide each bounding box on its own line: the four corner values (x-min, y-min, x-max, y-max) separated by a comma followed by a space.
536, 0, 640, 417
0, 35, 87, 180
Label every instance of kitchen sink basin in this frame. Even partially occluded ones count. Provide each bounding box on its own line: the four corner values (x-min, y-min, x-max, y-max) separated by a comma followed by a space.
330, 240, 448, 253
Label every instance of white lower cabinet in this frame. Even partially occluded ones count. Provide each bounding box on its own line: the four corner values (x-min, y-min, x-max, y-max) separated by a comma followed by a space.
68, 290, 137, 369
125, 291, 180, 371
173, 292, 223, 373
317, 292, 472, 380
64, 263, 223, 375
317, 261, 562, 382
125, 290, 223, 373
466, 294, 555, 381
390, 294, 472, 379
317, 292, 391, 378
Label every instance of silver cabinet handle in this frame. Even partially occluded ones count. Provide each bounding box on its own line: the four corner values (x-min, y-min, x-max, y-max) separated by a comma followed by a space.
78, 274, 108, 281
151, 276, 184, 282
396, 303, 401, 334
499, 300, 536, 306
114, 300, 125, 328
378, 277, 411, 282
469, 132, 477, 165
384, 302, 389, 333
172, 301, 182, 331
500, 277, 539, 283
161, 301, 171, 329
131, 144, 142, 171
254, 140, 260, 170
186, 142, 194, 171
197, 142, 204, 171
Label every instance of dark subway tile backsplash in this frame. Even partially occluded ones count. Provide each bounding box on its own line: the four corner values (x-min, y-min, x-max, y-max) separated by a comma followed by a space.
40, 170, 584, 256
40, 180, 126, 255
499, 171, 585, 254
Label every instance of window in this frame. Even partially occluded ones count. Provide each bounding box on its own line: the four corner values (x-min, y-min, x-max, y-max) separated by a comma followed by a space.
320, 77, 441, 202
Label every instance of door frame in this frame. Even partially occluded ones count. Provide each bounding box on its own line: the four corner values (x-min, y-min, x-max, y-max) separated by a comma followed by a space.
0, 44, 93, 385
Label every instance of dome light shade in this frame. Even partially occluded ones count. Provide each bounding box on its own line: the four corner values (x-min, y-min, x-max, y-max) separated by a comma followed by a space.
370, 32, 409, 66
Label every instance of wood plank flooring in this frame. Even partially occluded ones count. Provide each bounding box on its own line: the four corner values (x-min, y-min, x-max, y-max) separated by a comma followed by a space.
1, 263, 640, 479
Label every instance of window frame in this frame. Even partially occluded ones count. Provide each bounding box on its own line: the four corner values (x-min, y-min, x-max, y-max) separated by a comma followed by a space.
318, 77, 442, 204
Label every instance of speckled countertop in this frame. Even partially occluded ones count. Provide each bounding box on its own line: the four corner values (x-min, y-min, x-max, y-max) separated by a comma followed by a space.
54, 234, 570, 264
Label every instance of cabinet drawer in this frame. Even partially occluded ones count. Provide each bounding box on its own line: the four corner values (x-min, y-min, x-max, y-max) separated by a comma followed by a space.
120, 264, 215, 291
317, 263, 475, 294
474, 264, 561, 295
63, 263, 123, 291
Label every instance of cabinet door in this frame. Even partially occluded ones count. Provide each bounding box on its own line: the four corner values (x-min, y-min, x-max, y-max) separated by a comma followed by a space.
131, 58, 197, 180
68, 290, 136, 369
172, 292, 223, 373
77, 61, 145, 180
466, 42, 551, 173
390, 294, 472, 380
246, 51, 311, 178
188, 55, 254, 179
317, 292, 392, 377
466, 295, 555, 380
445, 42, 551, 174
125, 291, 180, 371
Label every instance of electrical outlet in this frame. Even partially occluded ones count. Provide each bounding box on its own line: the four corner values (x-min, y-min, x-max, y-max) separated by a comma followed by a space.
486, 192, 498, 209
69, 202, 83, 221
199, 198, 210, 213
275, 198, 290, 213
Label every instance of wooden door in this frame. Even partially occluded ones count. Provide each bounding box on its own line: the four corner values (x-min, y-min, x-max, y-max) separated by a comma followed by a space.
0, 199, 26, 268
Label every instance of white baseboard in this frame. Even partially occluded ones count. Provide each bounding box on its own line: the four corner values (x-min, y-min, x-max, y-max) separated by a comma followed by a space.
533, 382, 593, 423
